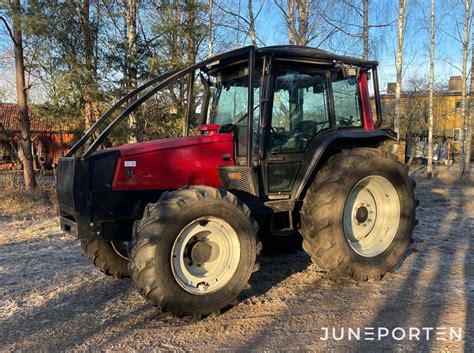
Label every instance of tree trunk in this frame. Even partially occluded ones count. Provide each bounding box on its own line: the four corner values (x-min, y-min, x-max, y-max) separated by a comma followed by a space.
248, 0, 257, 46
12, 0, 36, 190
393, 0, 405, 154
288, 0, 296, 45
460, 0, 471, 177
466, 28, 474, 178
185, 0, 197, 63
125, 0, 138, 141
81, 0, 97, 137
427, 0, 435, 178
126, 0, 137, 90
362, 0, 369, 60
208, 0, 213, 57
296, 0, 309, 45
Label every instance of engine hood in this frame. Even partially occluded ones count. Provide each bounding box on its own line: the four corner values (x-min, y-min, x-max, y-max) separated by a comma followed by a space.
111, 133, 234, 157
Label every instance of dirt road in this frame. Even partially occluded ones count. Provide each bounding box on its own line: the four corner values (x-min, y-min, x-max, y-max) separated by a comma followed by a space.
1, 177, 473, 352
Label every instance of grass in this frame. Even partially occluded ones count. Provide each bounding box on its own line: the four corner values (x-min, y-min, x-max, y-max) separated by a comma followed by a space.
0, 171, 56, 218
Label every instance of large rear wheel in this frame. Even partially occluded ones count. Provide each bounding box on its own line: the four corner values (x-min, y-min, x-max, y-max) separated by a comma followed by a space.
300, 148, 417, 281
129, 186, 260, 318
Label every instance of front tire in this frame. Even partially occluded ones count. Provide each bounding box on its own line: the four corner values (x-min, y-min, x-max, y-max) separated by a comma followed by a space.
130, 186, 260, 318
300, 148, 416, 281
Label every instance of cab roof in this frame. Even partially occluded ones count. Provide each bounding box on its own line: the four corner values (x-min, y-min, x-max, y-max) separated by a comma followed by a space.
204, 45, 378, 75
255, 45, 379, 68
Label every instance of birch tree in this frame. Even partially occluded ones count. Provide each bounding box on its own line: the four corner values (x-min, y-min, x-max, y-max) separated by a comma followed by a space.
0, 0, 37, 190
296, 0, 309, 45
208, 0, 213, 56
362, 0, 369, 59
393, 0, 406, 154
125, 0, 137, 91
274, 0, 311, 45
125, 0, 138, 141
81, 0, 99, 135
460, 0, 471, 177
247, 0, 256, 45
427, 0, 435, 178
215, 0, 264, 46
466, 27, 473, 177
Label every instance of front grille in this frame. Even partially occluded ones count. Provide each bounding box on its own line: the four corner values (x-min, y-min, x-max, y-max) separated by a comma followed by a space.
56, 157, 75, 209
218, 166, 258, 195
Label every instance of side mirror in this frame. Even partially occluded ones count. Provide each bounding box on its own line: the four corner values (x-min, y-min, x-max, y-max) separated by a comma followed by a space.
313, 83, 326, 94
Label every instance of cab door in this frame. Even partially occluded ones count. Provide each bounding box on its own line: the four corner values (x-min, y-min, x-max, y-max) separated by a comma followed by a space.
262, 66, 332, 199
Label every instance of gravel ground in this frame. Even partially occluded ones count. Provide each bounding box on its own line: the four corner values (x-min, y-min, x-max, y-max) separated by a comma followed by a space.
0, 176, 473, 352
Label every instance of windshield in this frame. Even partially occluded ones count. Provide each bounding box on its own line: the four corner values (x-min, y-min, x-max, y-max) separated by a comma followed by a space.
209, 74, 260, 126
208, 72, 260, 157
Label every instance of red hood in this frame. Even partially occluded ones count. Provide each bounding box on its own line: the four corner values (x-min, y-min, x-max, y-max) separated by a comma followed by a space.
112, 133, 234, 157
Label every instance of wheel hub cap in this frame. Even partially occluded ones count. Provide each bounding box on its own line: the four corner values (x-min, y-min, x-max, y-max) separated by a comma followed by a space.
190, 240, 213, 264
355, 206, 369, 224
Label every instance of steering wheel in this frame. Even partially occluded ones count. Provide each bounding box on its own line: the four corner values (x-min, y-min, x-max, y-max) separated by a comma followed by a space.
337, 116, 355, 127
292, 120, 329, 138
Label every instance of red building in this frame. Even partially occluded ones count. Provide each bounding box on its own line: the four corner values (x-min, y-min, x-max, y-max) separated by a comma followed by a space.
0, 103, 75, 170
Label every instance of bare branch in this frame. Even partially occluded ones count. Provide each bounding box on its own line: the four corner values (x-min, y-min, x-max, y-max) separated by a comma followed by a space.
273, 0, 289, 21
214, 3, 250, 25
254, 0, 265, 20
314, 28, 338, 47
340, 0, 363, 18
316, 10, 362, 38
0, 15, 16, 44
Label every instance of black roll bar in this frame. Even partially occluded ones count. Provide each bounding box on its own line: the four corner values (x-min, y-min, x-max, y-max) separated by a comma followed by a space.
247, 47, 255, 167
372, 67, 383, 128
66, 69, 179, 157
71, 46, 254, 158
184, 71, 195, 136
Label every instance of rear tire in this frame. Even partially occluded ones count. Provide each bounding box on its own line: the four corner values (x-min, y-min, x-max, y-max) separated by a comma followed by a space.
300, 148, 416, 281
129, 186, 260, 318
80, 240, 130, 278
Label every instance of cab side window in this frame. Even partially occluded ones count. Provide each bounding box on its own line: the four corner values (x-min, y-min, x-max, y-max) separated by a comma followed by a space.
332, 78, 363, 128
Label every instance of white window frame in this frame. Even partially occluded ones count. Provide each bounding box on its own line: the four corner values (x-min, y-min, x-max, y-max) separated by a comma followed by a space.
453, 128, 461, 143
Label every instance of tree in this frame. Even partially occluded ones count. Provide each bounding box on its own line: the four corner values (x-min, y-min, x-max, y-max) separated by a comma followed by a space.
274, 0, 312, 45
393, 0, 406, 154
362, 0, 368, 59
427, 0, 435, 178
125, 0, 138, 141
81, 0, 100, 137
215, 0, 264, 46
467, 27, 473, 177
0, 0, 37, 190
24, 0, 105, 151
208, 0, 213, 56
459, 0, 471, 177
247, 0, 256, 45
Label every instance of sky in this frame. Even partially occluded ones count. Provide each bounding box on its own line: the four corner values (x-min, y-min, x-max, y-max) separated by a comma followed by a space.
250, 0, 468, 91
0, 0, 471, 103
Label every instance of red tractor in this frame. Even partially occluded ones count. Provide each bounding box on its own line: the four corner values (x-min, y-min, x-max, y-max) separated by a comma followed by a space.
57, 46, 417, 318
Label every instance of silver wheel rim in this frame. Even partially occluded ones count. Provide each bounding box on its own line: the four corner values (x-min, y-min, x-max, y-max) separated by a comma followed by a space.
343, 175, 400, 258
171, 217, 241, 295
111, 241, 129, 260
